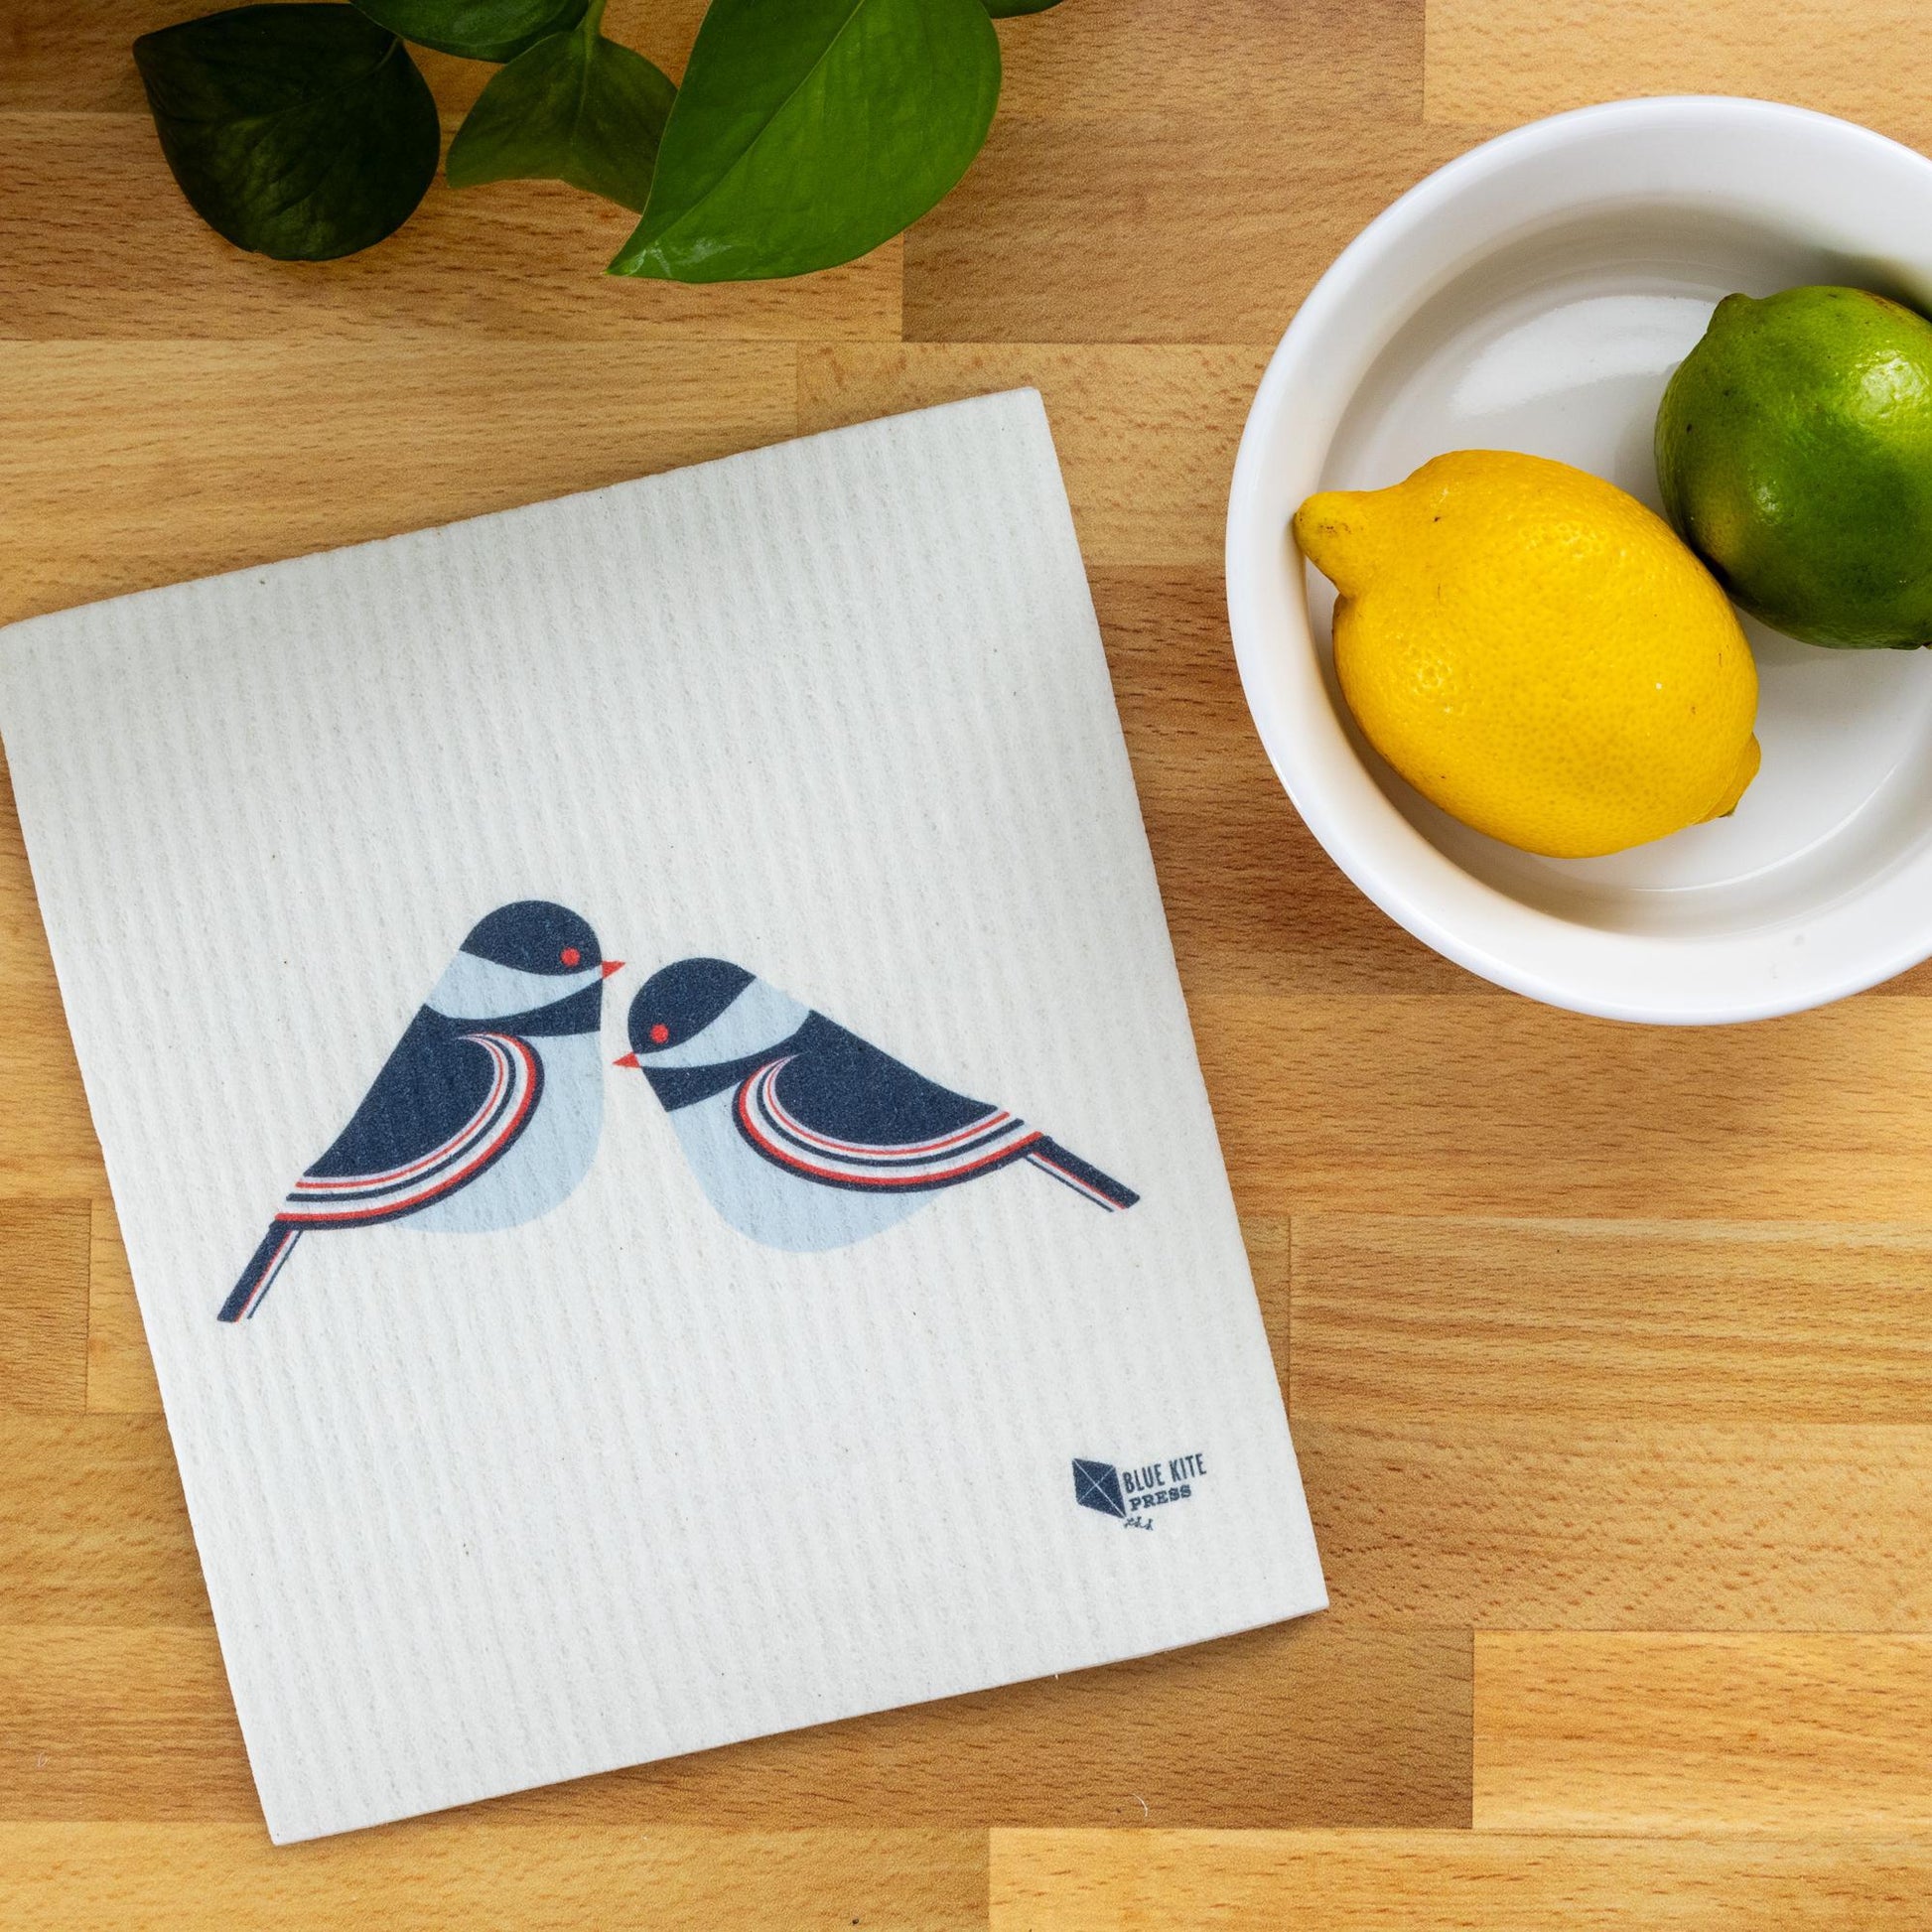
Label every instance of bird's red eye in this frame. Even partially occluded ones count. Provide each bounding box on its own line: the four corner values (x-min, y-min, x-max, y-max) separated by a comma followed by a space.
649, 1022, 670, 1045
560, 946, 581, 967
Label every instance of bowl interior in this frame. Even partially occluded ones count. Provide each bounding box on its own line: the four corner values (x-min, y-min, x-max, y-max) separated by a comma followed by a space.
1311, 203, 1932, 940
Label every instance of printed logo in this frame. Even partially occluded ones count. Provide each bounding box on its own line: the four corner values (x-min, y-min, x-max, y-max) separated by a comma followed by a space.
1072, 1458, 1128, 1518
1072, 1451, 1205, 1530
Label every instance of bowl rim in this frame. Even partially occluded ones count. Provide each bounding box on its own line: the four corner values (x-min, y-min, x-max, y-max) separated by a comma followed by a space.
1224, 94, 1932, 1025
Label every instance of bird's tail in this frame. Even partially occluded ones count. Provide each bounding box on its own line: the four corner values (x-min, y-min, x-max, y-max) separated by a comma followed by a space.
217, 1224, 303, 1323
1026, 1139, 1139, 1210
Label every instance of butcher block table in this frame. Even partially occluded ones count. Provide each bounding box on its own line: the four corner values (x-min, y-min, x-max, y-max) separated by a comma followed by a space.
7, 1, 1932, 1924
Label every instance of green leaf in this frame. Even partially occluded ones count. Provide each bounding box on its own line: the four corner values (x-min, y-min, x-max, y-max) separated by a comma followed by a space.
610, 0, 1001, 284
134, 4, 441, 262
447, 26, 673, 211
352, 0, 588, 64
981, 0, 1061, 13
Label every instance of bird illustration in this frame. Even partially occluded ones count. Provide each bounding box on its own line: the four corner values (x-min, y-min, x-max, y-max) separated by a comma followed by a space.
614, 958, 1138, 1253
218, 900, 623, 1322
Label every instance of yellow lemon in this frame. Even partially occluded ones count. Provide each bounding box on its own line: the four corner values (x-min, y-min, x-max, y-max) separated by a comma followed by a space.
1293, 451, 1760, 859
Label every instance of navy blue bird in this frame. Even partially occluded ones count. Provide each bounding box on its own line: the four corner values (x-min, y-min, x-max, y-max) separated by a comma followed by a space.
218, 900, 623, 1322
614, 958, 1138, 1253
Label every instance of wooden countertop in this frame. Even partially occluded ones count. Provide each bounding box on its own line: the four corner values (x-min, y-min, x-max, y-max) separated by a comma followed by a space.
5, 1, 1931, 1924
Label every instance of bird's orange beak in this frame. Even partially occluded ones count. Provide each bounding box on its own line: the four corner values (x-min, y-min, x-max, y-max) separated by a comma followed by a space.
614, 1050, 639, 1068
600, 960, 625, 979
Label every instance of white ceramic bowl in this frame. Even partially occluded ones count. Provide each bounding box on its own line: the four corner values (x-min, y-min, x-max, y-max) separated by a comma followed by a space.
1227, 96, 1932, 1024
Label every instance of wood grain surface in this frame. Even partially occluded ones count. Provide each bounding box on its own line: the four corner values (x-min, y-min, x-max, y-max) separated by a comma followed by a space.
4, 0, 1931, 1923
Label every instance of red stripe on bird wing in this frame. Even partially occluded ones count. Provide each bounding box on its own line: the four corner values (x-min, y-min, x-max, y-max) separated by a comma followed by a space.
288, 1044, 512, 1193
757, 1057, 1026, 1160
280, 1034, 538, 1224
736, 1061, 1040, 1189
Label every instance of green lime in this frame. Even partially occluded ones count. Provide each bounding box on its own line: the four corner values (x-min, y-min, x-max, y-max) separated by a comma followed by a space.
1655, 286, 1932, 648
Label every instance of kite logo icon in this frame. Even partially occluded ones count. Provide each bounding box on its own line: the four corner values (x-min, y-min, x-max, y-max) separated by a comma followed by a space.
1072, 1451, 1206, 1529
1072, 1458, 1126, 1519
